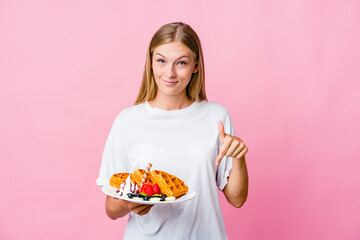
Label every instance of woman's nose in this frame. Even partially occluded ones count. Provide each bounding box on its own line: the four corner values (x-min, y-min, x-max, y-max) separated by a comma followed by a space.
165, 65, 176, 78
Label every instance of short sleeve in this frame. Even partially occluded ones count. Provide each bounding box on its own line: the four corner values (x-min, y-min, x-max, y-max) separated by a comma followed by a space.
96, 112, 130, 187
216, 110, 236, 191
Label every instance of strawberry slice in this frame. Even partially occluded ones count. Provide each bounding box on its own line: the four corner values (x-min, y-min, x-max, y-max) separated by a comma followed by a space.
140, 183, 151, 193
139, 185, 145, 193
153, 183, 161, 194
143, 184, 154, 197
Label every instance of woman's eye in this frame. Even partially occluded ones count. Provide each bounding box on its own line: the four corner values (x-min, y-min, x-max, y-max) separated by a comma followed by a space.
157, 59, 165, 64
177, 61, 186, 65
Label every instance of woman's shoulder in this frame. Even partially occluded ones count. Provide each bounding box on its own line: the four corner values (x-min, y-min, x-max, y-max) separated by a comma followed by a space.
112, 103, 147, 123
201, 100, 229, 114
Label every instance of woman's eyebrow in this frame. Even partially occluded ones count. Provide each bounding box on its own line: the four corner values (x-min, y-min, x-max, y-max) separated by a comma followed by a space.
155, 53, 189, 60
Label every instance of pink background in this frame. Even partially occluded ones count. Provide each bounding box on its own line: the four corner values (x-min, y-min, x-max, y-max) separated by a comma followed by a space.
1, 1, 359, 239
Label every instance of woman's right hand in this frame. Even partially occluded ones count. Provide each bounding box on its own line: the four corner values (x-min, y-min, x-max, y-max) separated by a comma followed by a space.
105, 195, 154, 219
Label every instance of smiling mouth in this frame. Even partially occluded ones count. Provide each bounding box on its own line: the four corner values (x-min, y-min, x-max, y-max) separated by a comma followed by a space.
162, 79, 179, 84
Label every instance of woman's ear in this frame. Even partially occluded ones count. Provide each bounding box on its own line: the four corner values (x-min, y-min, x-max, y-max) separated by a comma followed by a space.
193, 64, 199, 73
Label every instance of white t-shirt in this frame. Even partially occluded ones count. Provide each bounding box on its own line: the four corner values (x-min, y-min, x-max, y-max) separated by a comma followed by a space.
96, 100, 236, 240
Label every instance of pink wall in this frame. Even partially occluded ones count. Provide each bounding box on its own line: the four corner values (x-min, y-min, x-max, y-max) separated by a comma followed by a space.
1, 1, 359, 239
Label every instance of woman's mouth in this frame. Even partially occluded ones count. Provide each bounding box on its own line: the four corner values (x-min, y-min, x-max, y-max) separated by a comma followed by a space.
162, 79, 178, 86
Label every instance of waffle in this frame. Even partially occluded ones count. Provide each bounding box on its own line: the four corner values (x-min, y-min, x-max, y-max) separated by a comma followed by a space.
149, 170, 188, 198
109, 173, 130, 189
130, 169, 156, 186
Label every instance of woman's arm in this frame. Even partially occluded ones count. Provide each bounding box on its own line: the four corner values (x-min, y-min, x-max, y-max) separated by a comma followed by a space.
223, 156, 248, 208
105, 195, 153, 220
216, 121, 249, 208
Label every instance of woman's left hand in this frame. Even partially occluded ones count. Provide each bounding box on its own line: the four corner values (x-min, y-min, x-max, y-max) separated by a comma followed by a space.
216, 121, 248, 166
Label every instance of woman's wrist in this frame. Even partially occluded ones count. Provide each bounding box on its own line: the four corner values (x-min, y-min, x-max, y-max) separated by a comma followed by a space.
105, 196, 131, 219
232, 156, 246, 170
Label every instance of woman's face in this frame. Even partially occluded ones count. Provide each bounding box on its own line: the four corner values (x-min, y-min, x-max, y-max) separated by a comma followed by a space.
152, 41, 198, 99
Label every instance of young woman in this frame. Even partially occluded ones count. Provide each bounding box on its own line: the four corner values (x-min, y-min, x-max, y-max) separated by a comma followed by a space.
96, 22, 249, 239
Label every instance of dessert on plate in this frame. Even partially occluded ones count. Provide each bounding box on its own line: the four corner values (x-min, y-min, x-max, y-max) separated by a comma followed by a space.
109, 172, 130, 189
109, 163, 188, 202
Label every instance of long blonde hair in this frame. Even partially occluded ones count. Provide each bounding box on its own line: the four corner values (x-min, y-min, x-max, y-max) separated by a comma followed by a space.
135, 22, 207, 105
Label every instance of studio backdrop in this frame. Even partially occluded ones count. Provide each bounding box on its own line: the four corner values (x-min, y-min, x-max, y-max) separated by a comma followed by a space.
1, 1, 359, 239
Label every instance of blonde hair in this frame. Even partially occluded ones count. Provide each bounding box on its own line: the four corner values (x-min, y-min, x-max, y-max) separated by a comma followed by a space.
135, 22, 207, 105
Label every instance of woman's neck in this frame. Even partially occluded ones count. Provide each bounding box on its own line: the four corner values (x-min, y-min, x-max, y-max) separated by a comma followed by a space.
148, 94, 193, 111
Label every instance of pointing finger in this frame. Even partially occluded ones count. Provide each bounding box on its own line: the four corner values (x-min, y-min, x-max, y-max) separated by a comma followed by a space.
215, 151, 225, 166
216, 137, 231, 166
218, 121, 226, 143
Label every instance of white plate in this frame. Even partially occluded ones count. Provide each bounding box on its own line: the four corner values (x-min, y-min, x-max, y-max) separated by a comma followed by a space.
101, 185, 196, 205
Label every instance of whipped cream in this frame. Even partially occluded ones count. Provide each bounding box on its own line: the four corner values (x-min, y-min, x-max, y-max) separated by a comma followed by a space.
149, 198, 161, 202
116, 175, 138, 196
165, 196, 176, 201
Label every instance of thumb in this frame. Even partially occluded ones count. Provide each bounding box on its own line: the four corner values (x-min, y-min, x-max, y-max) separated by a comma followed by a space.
218, 121, 226, 143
